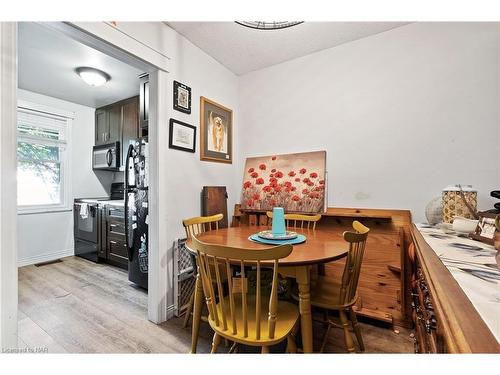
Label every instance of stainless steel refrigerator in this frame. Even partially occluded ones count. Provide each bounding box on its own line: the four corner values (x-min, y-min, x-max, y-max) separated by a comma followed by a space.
125, 138, 149, 289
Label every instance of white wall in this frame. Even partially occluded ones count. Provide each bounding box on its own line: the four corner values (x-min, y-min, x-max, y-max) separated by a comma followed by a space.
238, 23, 499, 222
17, 89, 114, 266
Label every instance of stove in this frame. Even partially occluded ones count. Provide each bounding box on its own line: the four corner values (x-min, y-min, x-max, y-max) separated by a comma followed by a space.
74, 183, 124, 262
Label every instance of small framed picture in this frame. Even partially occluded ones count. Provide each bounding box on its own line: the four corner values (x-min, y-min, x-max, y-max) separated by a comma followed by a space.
200, 96, 233, 164
173, 80, 191, 114
470, 212, 497, 245
169, 119, 196, 153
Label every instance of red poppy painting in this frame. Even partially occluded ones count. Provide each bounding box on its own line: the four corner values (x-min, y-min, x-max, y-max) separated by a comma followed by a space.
240, 151, 327, 213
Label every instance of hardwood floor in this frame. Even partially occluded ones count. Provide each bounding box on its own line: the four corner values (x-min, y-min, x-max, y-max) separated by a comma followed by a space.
18, 256, 414, 353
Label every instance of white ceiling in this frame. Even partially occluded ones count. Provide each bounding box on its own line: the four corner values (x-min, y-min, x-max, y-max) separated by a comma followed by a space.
167, 22, 410, 75
18, 22, 144, 108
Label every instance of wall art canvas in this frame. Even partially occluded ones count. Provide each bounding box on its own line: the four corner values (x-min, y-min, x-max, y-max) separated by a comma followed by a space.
240, 151, 327, 213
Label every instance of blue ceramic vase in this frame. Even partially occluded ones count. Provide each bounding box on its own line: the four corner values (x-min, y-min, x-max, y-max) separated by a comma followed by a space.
272, 207, 286, 236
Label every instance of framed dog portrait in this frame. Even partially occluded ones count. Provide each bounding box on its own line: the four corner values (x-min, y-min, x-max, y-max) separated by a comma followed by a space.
200, 96, 233, 164
173, 81, 191, 114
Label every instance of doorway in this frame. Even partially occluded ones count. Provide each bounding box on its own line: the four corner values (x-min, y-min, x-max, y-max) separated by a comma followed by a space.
0, 21, 170, 349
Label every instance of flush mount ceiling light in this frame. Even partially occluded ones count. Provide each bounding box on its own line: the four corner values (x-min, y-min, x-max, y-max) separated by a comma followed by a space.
235, 21, 304, 30
75, 67, 111, 87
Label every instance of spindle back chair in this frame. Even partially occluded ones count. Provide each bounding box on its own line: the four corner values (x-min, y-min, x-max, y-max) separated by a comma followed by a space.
190, 236, 300, 353
266, 211, 322, 230
309, 220, 370, 353
181, 214, 225, 334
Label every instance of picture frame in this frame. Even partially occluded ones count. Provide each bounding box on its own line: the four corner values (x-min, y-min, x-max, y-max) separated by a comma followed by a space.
200, 96, 233, 164
173, 80, 191, 114
469, 212, 497, 245
168, 118, 196, 153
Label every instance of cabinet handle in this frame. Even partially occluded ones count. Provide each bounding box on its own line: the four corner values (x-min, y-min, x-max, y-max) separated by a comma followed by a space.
110, 240, 117, 244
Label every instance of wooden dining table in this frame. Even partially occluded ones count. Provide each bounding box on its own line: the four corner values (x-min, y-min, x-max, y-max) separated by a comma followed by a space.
185, 225, 349, 353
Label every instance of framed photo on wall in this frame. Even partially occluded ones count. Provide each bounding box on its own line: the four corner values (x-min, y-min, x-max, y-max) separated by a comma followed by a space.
173, 80, 191, 114
470, 212, 497, 245
169, 118, 196, 153
200, 96, 233, 164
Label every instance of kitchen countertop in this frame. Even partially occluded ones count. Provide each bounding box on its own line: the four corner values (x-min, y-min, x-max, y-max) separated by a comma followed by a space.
102, 200, 124, 207
76, 198, 124, 207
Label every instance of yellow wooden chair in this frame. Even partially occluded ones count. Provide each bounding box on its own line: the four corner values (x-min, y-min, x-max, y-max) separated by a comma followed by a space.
309, 220, 370, 353
182, 214, 225, 331
190, 235, 300, 353
266, 211, 322, 230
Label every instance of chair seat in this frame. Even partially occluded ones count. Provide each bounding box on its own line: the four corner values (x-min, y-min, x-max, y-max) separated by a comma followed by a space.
208, 295, 299, 346
309, 276, 356, 309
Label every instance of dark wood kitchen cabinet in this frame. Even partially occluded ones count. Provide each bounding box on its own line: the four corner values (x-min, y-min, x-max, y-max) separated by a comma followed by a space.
120, 96, 139, 165
108, 104, 122, 145
103, 205, 128, 270
95, 108, 109, 145
95, 96, 140, 165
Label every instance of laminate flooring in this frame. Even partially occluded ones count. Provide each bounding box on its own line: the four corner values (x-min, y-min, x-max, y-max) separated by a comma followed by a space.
18, 256, 414, 353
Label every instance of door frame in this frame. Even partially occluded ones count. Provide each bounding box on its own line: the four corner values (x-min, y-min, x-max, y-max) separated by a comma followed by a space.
0, 22, 171, 349
0, 22, 19, 349
44, 22, 172, 324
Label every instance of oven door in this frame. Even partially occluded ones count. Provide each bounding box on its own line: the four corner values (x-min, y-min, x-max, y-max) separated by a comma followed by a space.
74, 203, 98, 243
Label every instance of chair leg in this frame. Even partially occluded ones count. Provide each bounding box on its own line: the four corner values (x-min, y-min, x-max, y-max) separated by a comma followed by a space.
190, 274, 204, 353
261, 346, 270, 354
319, 322, 332, 353
339, 309, 355, 353
228, 342, 238, 353
210, 333, 221, 354
323, 309, 329, 329
287, 334, 297, 353
182, 291, 195, 328
349, 308, 365, 352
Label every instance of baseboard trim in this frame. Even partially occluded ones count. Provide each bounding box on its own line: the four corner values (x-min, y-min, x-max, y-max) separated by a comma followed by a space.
18, 248, 74, 267
166, 304, 176, 320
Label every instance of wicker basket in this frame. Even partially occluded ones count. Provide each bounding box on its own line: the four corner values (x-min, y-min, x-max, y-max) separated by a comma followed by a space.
442, 185, 477, 224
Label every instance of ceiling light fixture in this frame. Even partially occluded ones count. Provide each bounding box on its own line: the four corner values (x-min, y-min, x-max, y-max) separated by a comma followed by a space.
235, 21, 304, 30
75, 67, 111, 87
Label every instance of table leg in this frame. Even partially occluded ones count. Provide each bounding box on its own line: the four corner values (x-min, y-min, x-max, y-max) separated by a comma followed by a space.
296, 265, 313, 353
190, 272, 203, 353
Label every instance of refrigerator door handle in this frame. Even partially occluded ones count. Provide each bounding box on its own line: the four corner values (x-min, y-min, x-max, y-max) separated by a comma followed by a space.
124, 144, 135, 261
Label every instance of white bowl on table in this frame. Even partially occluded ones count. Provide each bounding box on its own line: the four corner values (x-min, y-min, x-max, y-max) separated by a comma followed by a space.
452, 217, 479, 234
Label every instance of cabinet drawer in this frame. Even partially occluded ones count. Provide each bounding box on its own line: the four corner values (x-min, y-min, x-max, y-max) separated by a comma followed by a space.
107, 238, 128, 269
107, 206, 125, 219
108, 221, 125, 236
109, 238, 127, 257
412, 265, 442, 353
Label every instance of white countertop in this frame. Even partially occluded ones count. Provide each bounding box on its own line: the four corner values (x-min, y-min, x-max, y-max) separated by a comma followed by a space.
77, 199, 124, 206
416, 223, 500, 343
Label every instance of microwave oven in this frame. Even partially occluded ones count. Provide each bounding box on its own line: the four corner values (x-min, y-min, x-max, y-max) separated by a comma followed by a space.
93, 142, 120, 171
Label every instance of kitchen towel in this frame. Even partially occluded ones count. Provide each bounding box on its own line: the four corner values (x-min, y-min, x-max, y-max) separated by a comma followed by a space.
79, 203, 88, 219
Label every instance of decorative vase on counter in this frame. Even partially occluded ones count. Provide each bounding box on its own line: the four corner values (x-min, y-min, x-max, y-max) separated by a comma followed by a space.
425, 197, 443, 225
271, 207, 286, 236
442, 185, 477, 224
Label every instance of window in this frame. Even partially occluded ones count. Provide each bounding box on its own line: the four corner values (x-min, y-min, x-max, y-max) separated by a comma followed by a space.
17, 103, 72, 213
